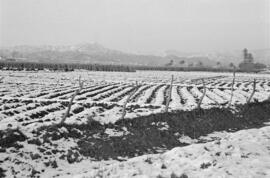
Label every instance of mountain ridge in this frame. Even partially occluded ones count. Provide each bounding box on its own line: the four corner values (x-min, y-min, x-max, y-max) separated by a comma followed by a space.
0, 43, 269, 67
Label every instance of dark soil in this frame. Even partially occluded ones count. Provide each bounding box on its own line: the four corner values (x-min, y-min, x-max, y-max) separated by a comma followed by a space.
0, 167, 6, 178
34, 101, 270, 161
146, 85, 164, 104
0, 128, 27, 149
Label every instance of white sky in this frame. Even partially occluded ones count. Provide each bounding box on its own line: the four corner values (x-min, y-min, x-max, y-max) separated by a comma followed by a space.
0, 0, 269, 54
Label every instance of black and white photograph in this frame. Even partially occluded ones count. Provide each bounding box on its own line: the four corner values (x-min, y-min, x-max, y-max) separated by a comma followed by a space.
0, 0, 270, 177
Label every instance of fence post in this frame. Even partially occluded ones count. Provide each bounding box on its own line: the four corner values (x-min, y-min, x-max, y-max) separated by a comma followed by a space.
228, 67, 236, 107
165, 75, 174, 113
60, 76, 84, 124
247, 79, 256, 104
121, 82, 139, 120
0, 77, 4, 83
197, 79, 206, 109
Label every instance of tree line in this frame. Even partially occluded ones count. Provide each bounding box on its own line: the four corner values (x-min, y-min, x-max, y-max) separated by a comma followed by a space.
0, 61, 135, 72
134, 65, 238, 72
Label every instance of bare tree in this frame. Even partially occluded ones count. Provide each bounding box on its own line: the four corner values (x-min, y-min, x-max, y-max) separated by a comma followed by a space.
165, 75, 174, 113
197, 79, 206, 109
179, 60, 185, 65
165, 60, 174, 66
198, 61, 203, 67
247, 79, 257, 104
121, 82, 140, 120
60, 76, 84, 124
229, 62, 235, 68
188, 63, 194, 67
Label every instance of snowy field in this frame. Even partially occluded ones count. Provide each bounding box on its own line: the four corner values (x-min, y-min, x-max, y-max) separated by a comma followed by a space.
0, 70, 270, 131
0, 70, 270, 178
75, 124, 270, 178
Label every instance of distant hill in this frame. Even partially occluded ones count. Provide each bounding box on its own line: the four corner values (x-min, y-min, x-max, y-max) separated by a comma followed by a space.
0, 44, 269, 67
0, 43, 165, 66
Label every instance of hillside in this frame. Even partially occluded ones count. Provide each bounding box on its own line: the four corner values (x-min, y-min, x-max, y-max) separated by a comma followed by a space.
0, 44, 269, 67
0, 43, 165, 66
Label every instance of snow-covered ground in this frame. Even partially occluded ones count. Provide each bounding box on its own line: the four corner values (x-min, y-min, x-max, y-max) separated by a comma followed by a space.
0, 70, 270, 178
1, 123, 269, 178
74, 124, 270, 178
0, 70, 270, 130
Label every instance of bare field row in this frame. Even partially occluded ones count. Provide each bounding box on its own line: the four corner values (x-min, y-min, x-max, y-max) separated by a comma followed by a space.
0, 71, 270, 131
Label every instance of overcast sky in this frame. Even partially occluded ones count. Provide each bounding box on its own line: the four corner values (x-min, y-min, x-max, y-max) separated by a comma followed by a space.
0, 0, 269, 54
